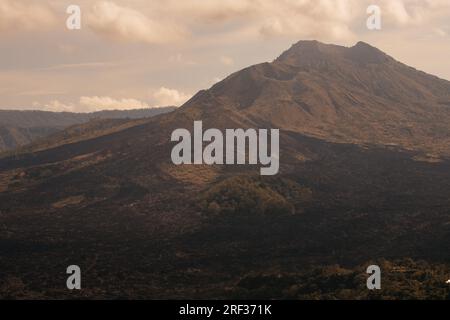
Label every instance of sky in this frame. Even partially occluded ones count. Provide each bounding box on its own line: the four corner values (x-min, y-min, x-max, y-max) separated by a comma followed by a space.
0, 0, 449, 112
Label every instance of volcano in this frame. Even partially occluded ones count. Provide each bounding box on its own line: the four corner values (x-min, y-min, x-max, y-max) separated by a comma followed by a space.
1, 41, 450, 299
182, 40, 450, 156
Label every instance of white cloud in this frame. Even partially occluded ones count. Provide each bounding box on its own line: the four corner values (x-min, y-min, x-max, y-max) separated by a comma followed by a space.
38, 91, 191, 112
79, 96, 150, 112
260, 18, 284, 37
257, 0, 357, 40
163, 0, 360, 41
380, 0, 450, 26
152, 87, 191, 107
2, 0, 450, 42
34, 96, 152, 112
161, 0, 450, 41
87, 1, 187, 44
0, 0, 56, 32
220, 56, 234, 66
3, 0, 449, 43
39, 100, 75, 112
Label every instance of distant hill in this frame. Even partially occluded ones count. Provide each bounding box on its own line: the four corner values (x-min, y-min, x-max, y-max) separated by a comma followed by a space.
0, 126, 60, 153
0, 107, 175, 153
185, 40, 450, 156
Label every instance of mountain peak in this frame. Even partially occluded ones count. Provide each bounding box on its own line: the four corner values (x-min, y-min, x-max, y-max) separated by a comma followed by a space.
348, 41, 391, 63
275, 40, 391, 66
275, 40, 343, 64
291, 39, 321, 48
353, 41, 372, 47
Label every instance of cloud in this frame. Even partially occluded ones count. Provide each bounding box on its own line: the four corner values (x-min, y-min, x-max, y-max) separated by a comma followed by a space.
384, 0, 415, 25
160, 0, 450, 41
152, 87, 191, 107
35, 96, 153, 112
39, 100, 75, 112
379, 0, 450, 26
164, 0, 253, 23
79, 96, 150, 112
3, 0, 449, 43
87, 1, 187, 44
0, 0, 57, 32
220, 56, 234, 66
256, 0, 357, 40
160, 0, 360, 41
